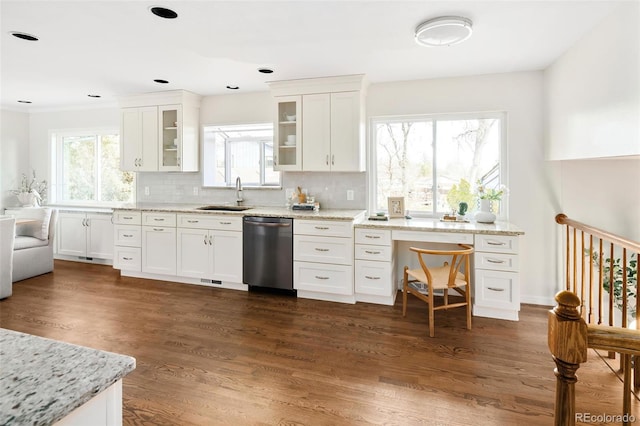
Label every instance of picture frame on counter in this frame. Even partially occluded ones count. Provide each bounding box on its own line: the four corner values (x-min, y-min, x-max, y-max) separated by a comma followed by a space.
387, 196, 405, 218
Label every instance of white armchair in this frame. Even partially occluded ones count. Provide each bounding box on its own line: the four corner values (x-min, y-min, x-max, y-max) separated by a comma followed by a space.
0, 216, 16, 299
4, 207, 57, 283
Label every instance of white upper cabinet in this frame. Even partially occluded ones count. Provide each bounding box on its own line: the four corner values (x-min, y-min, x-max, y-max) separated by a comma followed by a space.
274, 95, 302, 171
119, 90, 200, 172
269, 75, 367, 173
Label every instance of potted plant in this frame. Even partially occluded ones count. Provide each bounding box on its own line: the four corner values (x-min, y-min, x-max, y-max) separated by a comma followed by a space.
11, 170, 47, 207
474, 182, 508, 224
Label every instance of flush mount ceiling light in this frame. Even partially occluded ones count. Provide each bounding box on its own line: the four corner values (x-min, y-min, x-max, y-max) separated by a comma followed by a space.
150, 6, 178, 19
414, 16, 473, 47
258, 68, 274, 74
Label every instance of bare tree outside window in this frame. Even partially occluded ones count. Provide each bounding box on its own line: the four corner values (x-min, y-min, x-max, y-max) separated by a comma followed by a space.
374, 115, 503, 217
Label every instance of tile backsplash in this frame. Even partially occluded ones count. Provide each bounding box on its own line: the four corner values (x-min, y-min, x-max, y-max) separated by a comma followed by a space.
136, 171, 367, 210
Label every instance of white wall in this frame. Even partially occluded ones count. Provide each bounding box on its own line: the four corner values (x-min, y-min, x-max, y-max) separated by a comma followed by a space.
545, 2, 640, 160
0, 109, 31, 209
368, 72, 560, 305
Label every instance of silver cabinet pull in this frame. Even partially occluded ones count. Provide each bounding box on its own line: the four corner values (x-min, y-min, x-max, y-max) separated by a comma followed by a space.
331, 154, 334, 165
204, 235, 208, 245
208, 235, 213, 245
219, 221, 232, 225
123, 257, 133, 261
487, 287, 505, 292
274, 155, 277, 166
487, 258, 506, 264
187, 220, 199, 223
123, 216, 133, 220
365, 276, 381, 280
152, 228, 164, 231
315, 276, 329, 280
314, 248, 329, 252
123, 234, 133, 238
365, 235, 380, 239
325, 155, 329, 165
487, 240, 506, 246
153, 218, 165, 221
364, 250, 380, 255
314, 226, 329, 230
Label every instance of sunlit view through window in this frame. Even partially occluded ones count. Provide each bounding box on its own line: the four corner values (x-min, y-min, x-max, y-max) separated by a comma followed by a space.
203, 123, 279, 187
53, 131, 135, 205
372, 114, 504, 216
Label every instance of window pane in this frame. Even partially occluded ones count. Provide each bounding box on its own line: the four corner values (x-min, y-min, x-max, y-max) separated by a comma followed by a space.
375, 121, 433, 212
263, 142, 279, 185
62, 135, 96, 201
99, 134, 135, 203
435, 119, 500, 214
229, 141, 260, 184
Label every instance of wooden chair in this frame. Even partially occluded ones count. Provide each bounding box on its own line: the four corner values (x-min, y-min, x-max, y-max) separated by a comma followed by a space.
402, 244, 474, 337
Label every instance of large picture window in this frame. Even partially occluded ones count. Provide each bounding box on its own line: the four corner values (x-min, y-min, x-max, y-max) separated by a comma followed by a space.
370, 113, 506, 217
51, 129, 135, 205
202, 123, 280, 187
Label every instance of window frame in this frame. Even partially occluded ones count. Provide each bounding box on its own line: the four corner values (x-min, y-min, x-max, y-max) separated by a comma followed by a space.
49, 127, 135, 206
367, 111, 508, 219
201, 122, 281, 188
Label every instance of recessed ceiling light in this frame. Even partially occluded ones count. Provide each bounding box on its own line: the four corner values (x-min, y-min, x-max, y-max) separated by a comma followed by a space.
226, 85, 239, 90
17, 100, 32, 104
10, 31, 39, 41
154, 79, 169, 84
415, 16, 473, 47
258, 68, 274, 74
150, 6, 178, 19
88, 94, 101, 98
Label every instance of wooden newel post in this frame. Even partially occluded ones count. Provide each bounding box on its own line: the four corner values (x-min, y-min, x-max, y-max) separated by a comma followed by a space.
548, 290, 588, 426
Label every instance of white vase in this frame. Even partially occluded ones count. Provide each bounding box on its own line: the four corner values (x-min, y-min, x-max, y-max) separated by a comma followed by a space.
475, 199, 496, 224
16, 192, 36, 207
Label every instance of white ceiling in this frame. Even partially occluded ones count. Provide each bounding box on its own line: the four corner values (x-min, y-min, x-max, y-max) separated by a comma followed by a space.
0, 0, 626, 112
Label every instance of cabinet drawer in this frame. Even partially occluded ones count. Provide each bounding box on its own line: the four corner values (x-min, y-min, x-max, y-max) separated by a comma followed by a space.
177, 214, 242, 231
294, 235, 352, 265
113, 246, 141, 271
294, 262, 353, 295
474, 269, 520, 310
355, 260, 393, 297
142, 212, 176, 227
474, 234, 518, 254
475, 252, 519, 272
114, 225, 141, 247
295, 219, 352, 238
113, 211, 141, 225
354, 244, 392, 261
392, 230, 473, 245
355, 228, 391, 246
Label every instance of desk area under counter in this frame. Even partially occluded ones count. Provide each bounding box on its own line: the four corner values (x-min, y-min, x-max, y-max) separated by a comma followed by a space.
354, 218, 525, 321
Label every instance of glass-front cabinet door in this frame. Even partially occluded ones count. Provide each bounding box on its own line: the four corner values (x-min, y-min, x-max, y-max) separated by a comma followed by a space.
159, 104, 182, 171
274, 96, 302, 171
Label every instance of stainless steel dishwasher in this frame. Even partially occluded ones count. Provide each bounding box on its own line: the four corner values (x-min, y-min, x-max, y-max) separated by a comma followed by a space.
243, 216, 293, 290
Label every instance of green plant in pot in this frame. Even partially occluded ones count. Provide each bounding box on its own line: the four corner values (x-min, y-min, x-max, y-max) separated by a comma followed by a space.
591, 251, 638, 317
457, 202, 468, 217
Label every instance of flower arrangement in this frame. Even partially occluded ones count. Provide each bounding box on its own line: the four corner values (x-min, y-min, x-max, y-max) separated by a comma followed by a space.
476, 182, 508, 201
11, 170, 47, 205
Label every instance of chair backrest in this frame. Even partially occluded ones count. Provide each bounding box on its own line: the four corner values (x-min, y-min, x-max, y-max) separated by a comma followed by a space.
409, 244, 474, 287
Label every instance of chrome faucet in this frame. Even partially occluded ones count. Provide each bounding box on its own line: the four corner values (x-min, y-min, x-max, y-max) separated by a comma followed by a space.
235, 176, 243, 205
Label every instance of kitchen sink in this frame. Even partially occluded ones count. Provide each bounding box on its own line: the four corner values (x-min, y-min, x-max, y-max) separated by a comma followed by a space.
196, 205, 253, 211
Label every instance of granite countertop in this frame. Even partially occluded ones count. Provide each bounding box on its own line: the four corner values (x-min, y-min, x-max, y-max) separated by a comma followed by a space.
0, 328, 136, 425
355, 217, 525, 236
114, 203, 367, 221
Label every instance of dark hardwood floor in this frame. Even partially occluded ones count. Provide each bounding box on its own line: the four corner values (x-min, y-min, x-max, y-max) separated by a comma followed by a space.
1, 260, 636, 425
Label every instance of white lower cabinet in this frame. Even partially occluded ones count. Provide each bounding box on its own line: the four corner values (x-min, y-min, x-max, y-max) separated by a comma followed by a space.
57, 211, 113, 261
141, 212, 177, 275
294, 219, 355, 303
176, 214, 242, 283
473, 234, 520, 321
354, 228, 395, 305
113, 211, 142, 271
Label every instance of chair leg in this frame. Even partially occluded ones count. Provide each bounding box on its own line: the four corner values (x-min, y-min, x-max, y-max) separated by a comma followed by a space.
466, 286, 472, 330
443, 288, 448, 307
402, 266, 408, 317
428, 285, 435, 338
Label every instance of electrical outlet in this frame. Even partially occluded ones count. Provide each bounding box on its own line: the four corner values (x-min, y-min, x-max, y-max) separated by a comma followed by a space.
193, 186, 199, 196
347, 190, 354, 201
144, 186, 150, 196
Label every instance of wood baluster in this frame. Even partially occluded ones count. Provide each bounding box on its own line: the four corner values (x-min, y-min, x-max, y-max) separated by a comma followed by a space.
609, 242, 616, 359
588, 235, 594, 324
573, 228, 577, 294
622, 248, 628, 328
548, 291, 588, 426
581, 231, 585, 317
566, 225, 570, 291
598, 239, 603, 325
